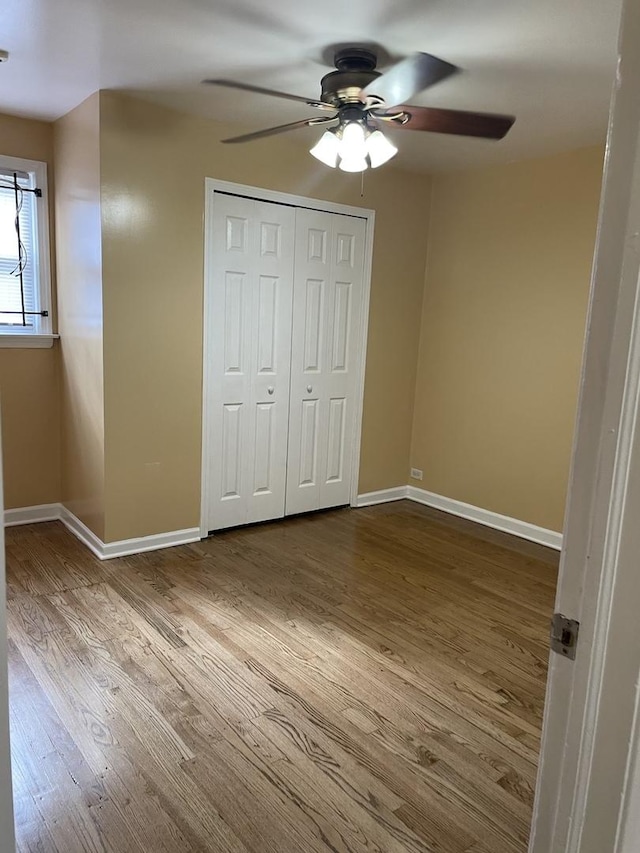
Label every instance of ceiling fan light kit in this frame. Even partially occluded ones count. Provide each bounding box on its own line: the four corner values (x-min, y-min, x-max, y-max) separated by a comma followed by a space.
204, 47, 515, 173
309, 121, 398, 172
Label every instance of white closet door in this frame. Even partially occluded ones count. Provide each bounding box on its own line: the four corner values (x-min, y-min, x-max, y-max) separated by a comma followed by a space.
207, 194, 295, 531
286, 209, 366, 515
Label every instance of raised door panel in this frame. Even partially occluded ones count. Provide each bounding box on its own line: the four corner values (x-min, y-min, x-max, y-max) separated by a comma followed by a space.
256, 276, 278, 374
303, 279, 324, 373
298, 398, 320, 487
326, 397, 346, 483
330, 281, 351, 373
252, 402, 275, 494
223, 272, 246, 374
221, 404, 243, 500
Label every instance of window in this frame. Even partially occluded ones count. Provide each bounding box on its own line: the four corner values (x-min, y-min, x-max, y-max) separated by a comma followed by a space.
0, 155, 52, 346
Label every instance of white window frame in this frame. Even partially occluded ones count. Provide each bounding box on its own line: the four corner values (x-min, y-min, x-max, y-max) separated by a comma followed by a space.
0, 154, 54, 348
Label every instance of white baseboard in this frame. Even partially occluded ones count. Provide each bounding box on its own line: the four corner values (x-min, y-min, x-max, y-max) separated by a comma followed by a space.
356, 485, 563, 550
4, 503, 61, 527
5, 502, 201, 560
355, 487, 408, 507
406, 486, 563, 550
59, 506, 200, 560
100, 527, 201, 560
58, 505, 104, 558
7, 489, 562, 556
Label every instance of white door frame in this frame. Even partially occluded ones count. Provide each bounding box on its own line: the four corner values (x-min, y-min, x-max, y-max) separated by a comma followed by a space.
530, 0, 640, 848
0, 404, 16, 851
200, 178, 375, 538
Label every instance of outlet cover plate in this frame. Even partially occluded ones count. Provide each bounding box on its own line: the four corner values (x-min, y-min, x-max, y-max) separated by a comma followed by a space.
410, 468, 423, 480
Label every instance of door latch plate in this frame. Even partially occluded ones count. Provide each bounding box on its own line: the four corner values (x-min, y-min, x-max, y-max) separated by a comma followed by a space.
550, 613, 580, 660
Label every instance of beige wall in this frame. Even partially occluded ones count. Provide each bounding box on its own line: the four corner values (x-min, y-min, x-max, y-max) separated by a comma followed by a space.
3, 91, 597, 540
99, 91, 431, 541
54, 94, 105, 538
410, 146, 604, 532
0, 113, 60, 509
0, 349, 60, 508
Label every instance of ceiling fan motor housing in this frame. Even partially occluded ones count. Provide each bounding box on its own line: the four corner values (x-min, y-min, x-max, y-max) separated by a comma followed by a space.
320, 48, 381, 106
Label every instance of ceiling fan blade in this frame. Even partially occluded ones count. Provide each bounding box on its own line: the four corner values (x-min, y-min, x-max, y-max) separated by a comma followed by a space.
362, 53, 458, 107
202, 79, 334, 111
385, 105, 515, 139
221, 116, 336, 144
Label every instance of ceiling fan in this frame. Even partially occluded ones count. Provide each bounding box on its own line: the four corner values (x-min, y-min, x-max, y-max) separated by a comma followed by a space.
203, 48, 516, 172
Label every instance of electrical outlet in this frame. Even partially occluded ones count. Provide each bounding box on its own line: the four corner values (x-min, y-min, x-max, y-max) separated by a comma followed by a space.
410, 468, 423, 481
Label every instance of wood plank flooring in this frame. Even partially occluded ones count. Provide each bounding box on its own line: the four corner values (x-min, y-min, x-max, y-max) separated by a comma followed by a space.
5, 501, 558, 853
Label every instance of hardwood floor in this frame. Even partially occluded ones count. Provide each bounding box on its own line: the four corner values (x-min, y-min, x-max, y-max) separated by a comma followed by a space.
5, 501, 558, 853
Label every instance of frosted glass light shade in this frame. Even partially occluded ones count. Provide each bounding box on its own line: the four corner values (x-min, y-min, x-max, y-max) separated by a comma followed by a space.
366, 130, 398, 168
339, 122, 368, 162
339, 156, 369, 172
309, 130, 340, 167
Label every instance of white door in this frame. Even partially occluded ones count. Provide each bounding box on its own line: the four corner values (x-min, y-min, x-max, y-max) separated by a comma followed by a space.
206, 193, 295, 531
286, 209, 366, 515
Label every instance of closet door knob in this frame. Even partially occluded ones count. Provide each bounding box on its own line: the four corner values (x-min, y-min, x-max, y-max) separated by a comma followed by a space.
267, 386, 274, 395
307, 385, 313, 393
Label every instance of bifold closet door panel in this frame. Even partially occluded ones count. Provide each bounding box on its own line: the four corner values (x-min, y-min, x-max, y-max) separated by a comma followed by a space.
286, 208, 367, 515
207, 194, 295, 531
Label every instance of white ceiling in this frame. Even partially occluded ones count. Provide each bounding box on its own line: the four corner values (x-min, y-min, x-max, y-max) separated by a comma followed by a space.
1, 0, 622, 172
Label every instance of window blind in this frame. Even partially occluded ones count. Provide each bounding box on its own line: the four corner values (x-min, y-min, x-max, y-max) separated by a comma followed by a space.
0, 170, 38, 328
